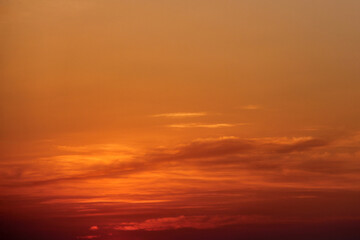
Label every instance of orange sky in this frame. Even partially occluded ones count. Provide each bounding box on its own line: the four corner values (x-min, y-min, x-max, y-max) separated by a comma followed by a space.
1, 1, 360, 240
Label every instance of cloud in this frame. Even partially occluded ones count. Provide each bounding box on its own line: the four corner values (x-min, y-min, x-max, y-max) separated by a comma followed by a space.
151, 112, 207, 118
76, 236, 98, 239
57, 144, 135, 154
1, 134, 360, 234
1, 134, 358, 195
43, 198, 170, 204
275, 138, 328, 153
241, 105, 261, 110
168, 123, 239, 128
113, 215, 268, 231
89, 226, 99, 231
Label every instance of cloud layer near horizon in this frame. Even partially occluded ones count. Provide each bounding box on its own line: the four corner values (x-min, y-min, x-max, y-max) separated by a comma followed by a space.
2, 134, 360, 191
1, 134, 360, 228
1, 1, 360, 239
0, 134, 360, 240
3, 134, 359, 186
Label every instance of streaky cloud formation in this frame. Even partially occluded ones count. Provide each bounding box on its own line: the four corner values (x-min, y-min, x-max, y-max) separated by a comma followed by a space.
1, 134, 357, 188
167, 123, 240, 128
151, 112, 208, 118
113, 215, 269, 231
1, 0, 360, 239
240, 105, 262, 110
1, 134, 360, 239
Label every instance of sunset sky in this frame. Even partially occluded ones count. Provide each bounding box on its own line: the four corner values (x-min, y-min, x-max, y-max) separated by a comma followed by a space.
1, 1, 360, 240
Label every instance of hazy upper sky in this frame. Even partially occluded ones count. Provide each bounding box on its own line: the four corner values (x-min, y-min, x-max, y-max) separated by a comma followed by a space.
1, 1, 360, 240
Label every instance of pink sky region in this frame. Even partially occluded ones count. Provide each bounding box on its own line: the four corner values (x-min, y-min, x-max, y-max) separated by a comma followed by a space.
1, 1, 360, 240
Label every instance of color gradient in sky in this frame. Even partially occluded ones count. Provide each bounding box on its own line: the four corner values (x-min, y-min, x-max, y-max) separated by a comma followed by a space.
1, 1, 360, 240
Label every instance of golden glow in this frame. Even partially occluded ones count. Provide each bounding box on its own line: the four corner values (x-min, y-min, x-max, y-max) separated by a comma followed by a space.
1, 1, 360, 239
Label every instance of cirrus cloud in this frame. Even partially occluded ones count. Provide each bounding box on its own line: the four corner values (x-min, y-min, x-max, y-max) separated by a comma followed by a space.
151, 112, 208, 118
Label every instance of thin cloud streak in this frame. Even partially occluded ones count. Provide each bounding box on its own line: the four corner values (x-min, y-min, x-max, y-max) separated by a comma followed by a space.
241, 105, 262, 110
151, 112, 208, 118
168, 123, 240, 128
113, 215, 269, 231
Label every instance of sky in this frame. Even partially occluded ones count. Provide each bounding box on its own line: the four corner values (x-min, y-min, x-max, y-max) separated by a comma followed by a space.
1, 1, 360, 239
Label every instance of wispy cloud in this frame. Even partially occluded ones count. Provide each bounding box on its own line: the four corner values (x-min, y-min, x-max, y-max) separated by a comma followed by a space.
1, 134, 360, 233
151, 112, 207, 118
241, 105, 261, 110
57, 144, 135, 153
167, 123, 239, 128
42, 197, 170, 204
113, 215, 268, 231
2, 134, 346, 188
